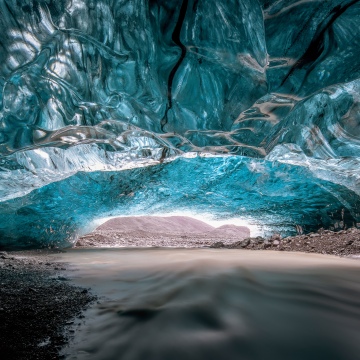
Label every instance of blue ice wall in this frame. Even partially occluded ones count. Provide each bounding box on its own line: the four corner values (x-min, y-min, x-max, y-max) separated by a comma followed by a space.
1, 155, 360, 249
0, 1, 360, 248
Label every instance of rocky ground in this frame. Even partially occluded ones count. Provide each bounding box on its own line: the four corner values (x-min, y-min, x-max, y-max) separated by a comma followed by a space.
211, 227, 360, 257
0, 250, 97, 360
77, 228, 360, 257
76, 231, 247, 248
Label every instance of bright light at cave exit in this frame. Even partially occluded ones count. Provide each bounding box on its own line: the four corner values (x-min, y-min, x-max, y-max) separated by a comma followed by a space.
92, 211, 263, 237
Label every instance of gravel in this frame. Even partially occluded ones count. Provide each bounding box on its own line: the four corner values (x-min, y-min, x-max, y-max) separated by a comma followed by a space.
77, 227, 360, 257
0, 250, 97, 360
210, 228, 360, 256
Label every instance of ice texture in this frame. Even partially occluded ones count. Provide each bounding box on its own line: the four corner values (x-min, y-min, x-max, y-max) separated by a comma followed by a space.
0, 1, 360, 248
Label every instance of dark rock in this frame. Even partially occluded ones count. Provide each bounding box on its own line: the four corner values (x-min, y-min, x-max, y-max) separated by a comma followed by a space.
210, 242, 225, 248
228, 241, 242, 249
270, 233, 281, 241
57, 276, 69, 281
240, 238, 251, 248
226, 238, 251, 249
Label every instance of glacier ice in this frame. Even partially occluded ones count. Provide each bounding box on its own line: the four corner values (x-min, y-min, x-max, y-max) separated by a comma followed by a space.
0, 0, 360, 248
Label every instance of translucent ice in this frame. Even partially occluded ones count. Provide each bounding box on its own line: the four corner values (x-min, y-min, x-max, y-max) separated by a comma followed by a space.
0, 1, 359, 248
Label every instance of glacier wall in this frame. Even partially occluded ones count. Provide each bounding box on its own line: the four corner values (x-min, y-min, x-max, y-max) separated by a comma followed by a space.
0, 0, 360, 248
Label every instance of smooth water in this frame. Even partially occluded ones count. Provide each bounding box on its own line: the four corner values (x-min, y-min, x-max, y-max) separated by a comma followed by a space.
55, 249, 360, 360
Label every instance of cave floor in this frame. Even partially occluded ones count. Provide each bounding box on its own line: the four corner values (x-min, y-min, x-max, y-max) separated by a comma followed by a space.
0, 250, 96, 360
1, 248, 360, 360
76, 227, 360, 257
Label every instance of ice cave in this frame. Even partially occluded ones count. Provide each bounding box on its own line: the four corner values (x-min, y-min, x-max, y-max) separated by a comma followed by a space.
1, 0, 360, 249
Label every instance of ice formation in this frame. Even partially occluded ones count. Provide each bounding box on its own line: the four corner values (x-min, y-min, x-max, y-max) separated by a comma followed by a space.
0, 0, 360, 248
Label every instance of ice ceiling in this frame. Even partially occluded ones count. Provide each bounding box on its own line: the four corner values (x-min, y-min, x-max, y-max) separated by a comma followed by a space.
1, 0, 360, 248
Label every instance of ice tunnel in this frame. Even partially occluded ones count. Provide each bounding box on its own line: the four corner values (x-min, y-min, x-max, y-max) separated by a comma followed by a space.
1, 0, 360, 249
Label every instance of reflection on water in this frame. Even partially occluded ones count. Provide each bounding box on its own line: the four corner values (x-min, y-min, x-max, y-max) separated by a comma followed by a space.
57, 249, 360, 360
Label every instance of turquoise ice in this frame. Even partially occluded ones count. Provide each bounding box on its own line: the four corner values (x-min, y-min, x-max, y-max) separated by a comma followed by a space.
0, 1, 359, 248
